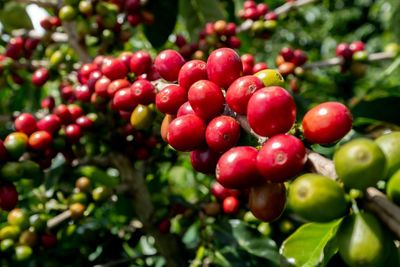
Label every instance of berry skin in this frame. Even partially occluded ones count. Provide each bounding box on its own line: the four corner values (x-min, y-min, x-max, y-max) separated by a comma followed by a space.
154, 49, 185, 81
222, 196, 240, 215
247, 86, 296, 137
178, 60, 208, 91
190, 148, 220, 174
0, 182, 18, 212
257, 134, 306, 182
188, 80, 225, 120
336, 43, 353, 60
216, 146, 262, 189
291, 49, 308, 66
252, 63, 268, 73
101, 58, 128, 80
107, 79, 131, 98
167, 114, 206, 151
206, 116, 240, 153
129, 51, 152, 76
280, 47, 294, 62
211, 181, 240, 201
177, 101, 195, 117
130, 80, 156, 105
349, 41, 365, 53
156, 84, 187, 115
226, 75, 264, 115
65, 124, 82, 143
53, 104, 73, 125
112, 88, 138, 111
28, 131, 53, 150
302, 102, 352, 144
37, 114, 62, 134
14, 113, 37, 135
32, 68, 49, 87
207, 48, 243, 88
95, 76, 111, 98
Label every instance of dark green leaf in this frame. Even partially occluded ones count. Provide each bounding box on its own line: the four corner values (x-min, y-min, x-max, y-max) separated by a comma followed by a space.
351, 96, 400, 125
0, 2, 33, 32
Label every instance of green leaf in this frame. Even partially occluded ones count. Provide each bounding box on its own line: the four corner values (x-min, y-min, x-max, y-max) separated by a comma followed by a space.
280, 219, 342, 267
0, 2, 33, 32
179, 0, 225, 40
143, 0, 179, 48
351, 96, 400, 125
230, 220, 280, 265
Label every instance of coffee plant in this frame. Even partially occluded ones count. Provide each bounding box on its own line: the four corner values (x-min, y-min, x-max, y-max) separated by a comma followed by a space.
0, 0, 400, 266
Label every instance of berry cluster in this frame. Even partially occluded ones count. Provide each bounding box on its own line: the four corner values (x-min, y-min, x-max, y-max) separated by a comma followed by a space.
238, 1, 270, 21
275, 47, 308, 76
335, 41, 367, 72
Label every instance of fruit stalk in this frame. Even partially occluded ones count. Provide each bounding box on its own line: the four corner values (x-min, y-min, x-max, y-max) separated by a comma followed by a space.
61, 20, 91, 63
109, 153, 185, 267
46, 210, 72, 229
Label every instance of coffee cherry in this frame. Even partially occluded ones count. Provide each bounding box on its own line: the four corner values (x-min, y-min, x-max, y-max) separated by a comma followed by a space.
113, 88, 138, 111
257, 134, 306, 182
32, 68, 49, 87
280, 47, 294, 62
37, 114, 62, 134
130, 80, 156, 105
14, 113, 37, 135
206, 116, 240, 153
40, 233, 57, 248
107, 79, 130, 98
222, 196, 240, 214
176, 101, 195, 117
336, 43, 353, 60
249, 182, 286, 222
247, 86, 296, 137
291, 49, 308, 66
349, 41, 365, 53
41, 96, 55, 110
129, 51, 152, 75
28, 131, 52, 150
226, 75, 264, 115
190, 148, 220, 174
76, 116, 94, 130
161, 115, 174, 142
101, 58, 128, 80
158, 218, 171, 233
95, 76, 111, 98
4, 132, 28, 160
75, 176, 91, 192
265, 11, 277, 20
207, 48, 243, 88
211, 181, 240, 201
5, 37, 24, 59
74, 85, 92, 102
65, 124, 82, 143
216, 146, 261, 189
188, 80, 225, 120
167, 114, 206, 151
69, 203, 85, 220
241, 54, 255, 66
257, 3, 269, 16
252, 62, 268, 73
278, 62, 295, 76
178, 60, 208, 91
154, 49, 185, 81
156, 84, 187, 115
0, 182, 18, 211
53, 104, 73, 125
302, 102, 352, 144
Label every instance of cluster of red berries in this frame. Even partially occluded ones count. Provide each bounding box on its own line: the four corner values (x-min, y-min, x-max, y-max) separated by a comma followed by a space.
153, 47, 353, 222
2, 36, 40, 61
275, 47, 308, 76
241, 53, 268, 75
335, 41, 367, 72
39, 16, 62, 31
238, 1, 271, 21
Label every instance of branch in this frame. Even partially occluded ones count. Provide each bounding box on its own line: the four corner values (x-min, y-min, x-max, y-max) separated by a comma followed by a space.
12, 29, 68, 43
61, 21, 91, 63
14, 0, 57, 8
109, 153, 186, 267
47, 210, 71, 230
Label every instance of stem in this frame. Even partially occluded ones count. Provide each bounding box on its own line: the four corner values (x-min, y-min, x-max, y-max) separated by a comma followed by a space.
47, 210, 72, 229
61, 21, 91, 63
109, 153, 186, 267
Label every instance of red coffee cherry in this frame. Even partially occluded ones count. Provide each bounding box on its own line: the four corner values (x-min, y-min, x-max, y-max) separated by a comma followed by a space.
41, 96, 55, 110
206, 116, 240, 153
190, 148, 220, 174
0, 140, 8, 161
79, 63, 98, 84
113, 88, 138, 111
95, 76, 111, 98
67, 104, 84, 121
226, 75, 264, 115
14, 113, 37, 135
75, 116, 94, 130
28, 131, 53, 150
5, 37, 24, 59
207, 48, 243, 88
177, 101, 194, 117
302, 102, 352, 144
252, 62, 268, 74
156, 84, 187, 115
336, 43, 353, 60
222, 196, 240, 215
257, 134, 306, 182
119, 52, 133, 68
32, 68, 49, 87
216, 146, 262, 189
241, 54, 255, 66
349, 41, 365, 53
65, 124, 82, 143
0, 182, 18, 211
101, 58, 128, 80
107, 79, 130, 98
247, 86, 296, 137
188, 80, 225, 121
178, 60, 208, 91
291, 49, 308, 66
74, 85, 92, 102
130, 80, 156, 105
41, 233, 57, 248
53, 104, 73, 125
248, 182, 286, 222
211, 181, 240, 201
154, 49, 185, 81
265, 11, 277, 20
280, 47, 294, 62
167, 114, 206, 151
129, 50, 152, 75
37, 114, 62, 134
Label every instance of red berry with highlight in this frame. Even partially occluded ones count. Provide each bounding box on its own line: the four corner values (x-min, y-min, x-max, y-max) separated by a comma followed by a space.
14, 113, 37, 135
206, 116, 240, 153
178, 60, 208, 91
207, 48, 243, 88
167, 114, 206, 151
156, 84, 187, 115
154, 50, 185, 81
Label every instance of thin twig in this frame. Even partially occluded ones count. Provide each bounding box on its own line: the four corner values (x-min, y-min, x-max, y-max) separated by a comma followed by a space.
61, 21, 91, 63
47, 210, 72, 229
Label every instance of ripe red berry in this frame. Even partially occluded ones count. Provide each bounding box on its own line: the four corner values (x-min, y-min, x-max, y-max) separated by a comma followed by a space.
206, 116, 240, 153
14, 113, 37, 135
302, 102, 352, 144
252, 63, 268, 74
256, 3, 269, 16
167, 114, 206, 151
248, 182, 286, 222
158, 218, 171, 233
177, 101, 194, 117
154, 49, 185, 81
349, 41, 365, 53
129, 50, 152, 75
79, 63, 98, 84
190, 148, 220, 174
32, 68, 49, 86
211, 181, 240, 201
247, 86, 296, 137
222, 196, 240, 215
101, 58, 128, 80
178, 60, 208, 91
41, 96, 55, 110
95, 76, 111, 98
74, 85, 92, 102
75, 116, 94, 130
107, 79, 131, 98
67, 104, 84, 121
53, 104, 73, 125
5, 37, 24, 59
0, 182, 18, 211
113, 88, 138, 111
130, 80, 156, 105
37, 114, 62, 134
265, 12, 277, 20
65, 124, 82, 143
291, 49, 308, 66
226, 75, 264, 115
207, 48, 243, 88
336, 43, 353, 60
28, 131, 53, 150
156, 84, 187, 115
188, 80, 225, 121
257, 134, 306, 182
244, 8, 259, 20
241, 54, 255, 66
280, 47, 294, 62
216, 146, 262, 189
